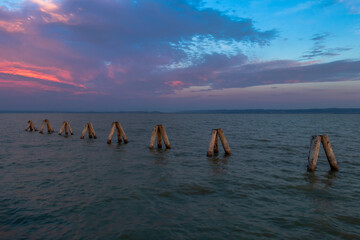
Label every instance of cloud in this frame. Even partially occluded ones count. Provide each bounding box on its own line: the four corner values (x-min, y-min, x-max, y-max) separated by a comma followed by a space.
302, 46, 352, 59
0, 0, 358, 110
302, 32, 352, 59
165, 80, 185, 87
158, 56, 360, 91
165, 34, 248, 69
0, 0, 276, 97
0, 19, 24, 32
217, 59, 360, 88
310, 32, 331, 41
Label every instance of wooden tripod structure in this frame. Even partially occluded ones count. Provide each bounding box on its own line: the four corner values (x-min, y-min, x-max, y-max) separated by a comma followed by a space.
207, 128, 231, 157
149, 124, 171, 149
58, 121, 74, 135
25, 120, 37, 131
107, 121, 128, 144
39, 119, 54, 133
307, 135, 338, 171
80, 122, 97, 139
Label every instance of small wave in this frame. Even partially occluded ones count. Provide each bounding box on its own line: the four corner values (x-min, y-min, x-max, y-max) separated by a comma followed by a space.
176, 183, 214, 196
335, 215, 360, 226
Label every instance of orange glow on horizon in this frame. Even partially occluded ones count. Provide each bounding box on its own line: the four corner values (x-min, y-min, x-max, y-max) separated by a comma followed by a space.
0, 61, 85, 88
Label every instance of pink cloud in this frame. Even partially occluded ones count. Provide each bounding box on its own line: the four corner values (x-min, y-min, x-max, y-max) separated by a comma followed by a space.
29, 0, 74, 24
0, 19, 24, 32
0, 61, 84, 88
165, 80, 185, 87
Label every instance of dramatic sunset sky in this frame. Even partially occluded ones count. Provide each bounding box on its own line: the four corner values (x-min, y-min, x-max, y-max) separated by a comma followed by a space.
0, 0, 359, 111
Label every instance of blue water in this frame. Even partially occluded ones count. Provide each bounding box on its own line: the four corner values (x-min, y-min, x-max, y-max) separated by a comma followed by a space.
1, 113, 360, 239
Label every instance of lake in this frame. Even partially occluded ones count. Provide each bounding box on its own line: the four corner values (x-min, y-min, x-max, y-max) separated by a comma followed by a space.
1, 113, 360, 239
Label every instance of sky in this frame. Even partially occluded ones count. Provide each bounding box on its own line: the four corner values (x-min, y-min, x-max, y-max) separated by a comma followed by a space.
0, 0, 359, 111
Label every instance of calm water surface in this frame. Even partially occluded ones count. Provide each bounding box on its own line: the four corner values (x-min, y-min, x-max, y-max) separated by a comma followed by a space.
0, 113, 360, 239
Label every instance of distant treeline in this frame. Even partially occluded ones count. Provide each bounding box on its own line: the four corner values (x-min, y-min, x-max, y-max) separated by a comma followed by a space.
177, 108, 360, 114
1, 108, 360, 114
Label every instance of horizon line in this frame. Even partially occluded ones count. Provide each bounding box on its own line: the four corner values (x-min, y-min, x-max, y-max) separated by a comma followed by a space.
1, 107, 360, 114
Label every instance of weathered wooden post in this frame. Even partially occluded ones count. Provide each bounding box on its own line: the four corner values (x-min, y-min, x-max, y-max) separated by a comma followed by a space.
217, 128, 231, 155
58, 122, 66, 135
25, 121, 32, 131
80, 123, 89, 139
149, 125, 171, 149
67, 122, 74, 135
307, 135, 322, 171
116, 122, 128, 143
89, 123, 97, 139
107, 122, 116, 144
207, 128, 231, 156
107, 121, 128, 144
80, 122, 97, 139
116, 123, 122, 143
157, 126, 162, 148
207, 129, 218, 157
64, 123, 69, 135
214, 135, 219, 154
39, 120, 46, 133
159, 125, 171, 149
87, 123, 93, 139
149, 125, 159, 149
59, 121, 74, 136
46, 119, 54, 133
39, 119, 54, 134
307, 135, 338, 171
321, 135, 339, 171
25, 120, 37, 131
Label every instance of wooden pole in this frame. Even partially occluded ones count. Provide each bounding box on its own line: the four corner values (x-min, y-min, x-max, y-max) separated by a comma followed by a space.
31, 121, 37, 131
39, 120, 46, 134
46, 120, 51, 133
26, 120, 37, 131
116, 124, 122, 143
87, 123, 92, 138
157, 126, 162, 148
321, 135, 339, 171
88, 122, 97, 139
217, 128, 231, 155
149, 125, 158, 149
80, 123, 88, 139
33, 122, 37, 131
58, 122, 66, 135
107, 122, 116, 144
67, 122, 74, 135
45, 119, 54, 133
307, 135, 322, 172
25, 121, 31, 131
159, 125, 171, 149
64, 122, 69, 135
214, 133, 219, 154
207, 129, 218, 157
115, 122, 128, 144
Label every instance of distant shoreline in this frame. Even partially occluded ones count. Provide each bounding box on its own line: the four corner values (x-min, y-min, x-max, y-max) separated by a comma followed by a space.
1, 108, 360, 114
